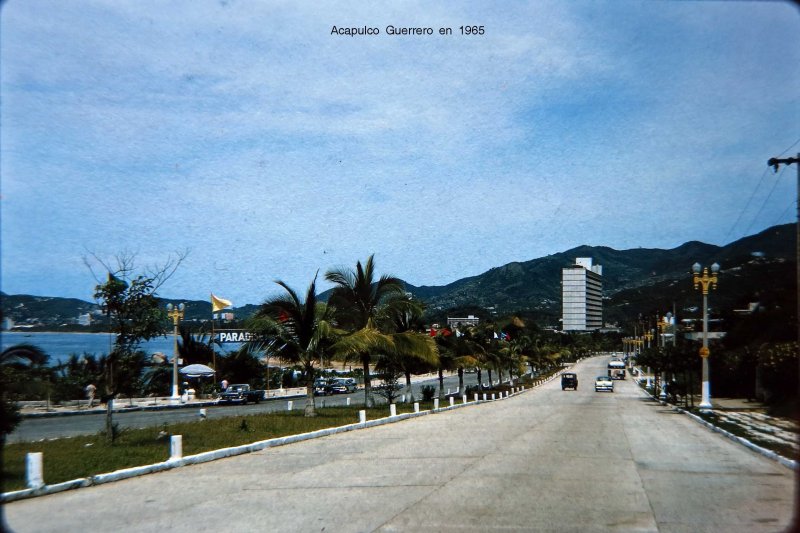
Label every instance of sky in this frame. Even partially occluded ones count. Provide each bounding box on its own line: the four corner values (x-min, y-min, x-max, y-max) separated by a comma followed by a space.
1, 1, 799, 307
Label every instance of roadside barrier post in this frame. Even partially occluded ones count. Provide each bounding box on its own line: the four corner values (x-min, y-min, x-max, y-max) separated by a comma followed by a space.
462, 395, 467, 404
414, 402, 419, 413
474, 393, 478, 402
390, 404, 397, 417
26, 452, 44, 489
359, 410, 366, 424
492, 393, 496, 400
447, 388, 451, 395
287, 400, 293, 411
170, 435, 183, 461
401, 394, 406, 403
482, 393, 487, 401
346, 397, 351, 406
449, 397, 454, 407
434, 398, 439, 410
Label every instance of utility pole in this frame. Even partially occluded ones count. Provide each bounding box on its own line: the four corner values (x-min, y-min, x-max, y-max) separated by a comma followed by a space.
766, 152, 799, 528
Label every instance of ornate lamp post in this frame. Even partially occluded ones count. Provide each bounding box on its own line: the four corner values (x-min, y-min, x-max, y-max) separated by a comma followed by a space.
166, 303, 185, 401
693, 262, 719, 411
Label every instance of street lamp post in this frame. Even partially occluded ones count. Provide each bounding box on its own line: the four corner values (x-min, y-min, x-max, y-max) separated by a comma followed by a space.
692, 262, 719, 411
166, 303, 185, 401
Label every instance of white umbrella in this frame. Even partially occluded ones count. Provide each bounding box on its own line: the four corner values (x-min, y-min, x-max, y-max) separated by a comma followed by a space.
179, 364, 216, 378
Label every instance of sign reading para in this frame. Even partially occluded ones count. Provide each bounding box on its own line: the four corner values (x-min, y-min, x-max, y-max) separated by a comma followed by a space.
214, 330, 266, 344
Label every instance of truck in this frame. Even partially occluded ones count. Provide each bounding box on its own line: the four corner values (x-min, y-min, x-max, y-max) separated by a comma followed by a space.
218, 384, 265, 404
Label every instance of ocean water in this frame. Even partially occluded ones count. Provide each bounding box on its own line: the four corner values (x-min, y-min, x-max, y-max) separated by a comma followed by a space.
1, 331, 182, 366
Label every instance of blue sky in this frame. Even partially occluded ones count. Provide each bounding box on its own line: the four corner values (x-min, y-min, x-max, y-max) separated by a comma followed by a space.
1, 1, 798, 306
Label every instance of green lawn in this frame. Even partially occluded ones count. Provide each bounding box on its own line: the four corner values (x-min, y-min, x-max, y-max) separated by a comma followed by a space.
3, 377, 540, 493
3, 402, 441, 492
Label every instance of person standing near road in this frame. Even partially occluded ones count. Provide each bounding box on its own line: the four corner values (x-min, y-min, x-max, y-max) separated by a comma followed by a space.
85, 383, 96, 408
221, 379, 229, 391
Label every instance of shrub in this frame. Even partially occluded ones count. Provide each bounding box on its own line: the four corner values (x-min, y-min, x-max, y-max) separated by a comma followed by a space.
421, 385, 436, 402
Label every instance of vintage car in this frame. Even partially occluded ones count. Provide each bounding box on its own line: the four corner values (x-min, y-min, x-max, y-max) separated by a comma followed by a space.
561, 373, 578, 390
327, 377, 358, 394
218, 384, 265, 404
595, 375, 614, 393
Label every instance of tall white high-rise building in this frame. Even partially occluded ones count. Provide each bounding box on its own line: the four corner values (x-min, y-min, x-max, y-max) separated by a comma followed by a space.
561, 257, 603, 331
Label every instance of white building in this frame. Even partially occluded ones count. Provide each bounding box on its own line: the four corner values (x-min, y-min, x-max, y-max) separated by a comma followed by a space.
447, 315, 480, 328
561, 257, 603, 331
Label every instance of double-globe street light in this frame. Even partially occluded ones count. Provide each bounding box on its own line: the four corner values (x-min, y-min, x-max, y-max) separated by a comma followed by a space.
166, 302, 185, 401
692, 262, 719, 411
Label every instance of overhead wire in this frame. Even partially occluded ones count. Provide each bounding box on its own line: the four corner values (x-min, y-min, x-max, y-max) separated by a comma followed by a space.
771, 198, 795, 228
725, 164, 769, 242
724, 136, 800, 242
778, 136, 800, 157
742, 164, 788, 238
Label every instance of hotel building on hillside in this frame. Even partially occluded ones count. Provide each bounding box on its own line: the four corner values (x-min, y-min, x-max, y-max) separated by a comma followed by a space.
561, 257, 603, 331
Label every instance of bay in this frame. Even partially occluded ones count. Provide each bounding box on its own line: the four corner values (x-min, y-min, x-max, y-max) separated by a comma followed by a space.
0, 331, 222, 366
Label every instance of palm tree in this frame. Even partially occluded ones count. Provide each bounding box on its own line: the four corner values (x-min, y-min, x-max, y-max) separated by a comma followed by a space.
383, 296, 439, 401
1, 343, 49, 525
325, 254, 407, 407
250, 275, 342, 417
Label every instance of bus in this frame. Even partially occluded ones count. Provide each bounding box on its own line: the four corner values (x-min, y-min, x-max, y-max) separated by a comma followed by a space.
608, 359, 626, 380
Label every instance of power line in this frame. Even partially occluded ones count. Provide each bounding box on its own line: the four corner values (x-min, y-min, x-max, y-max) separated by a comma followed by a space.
771, 198, 795, 227
725, 164, 770, 241
778, 136, 800, 158
743, 164, 787, 237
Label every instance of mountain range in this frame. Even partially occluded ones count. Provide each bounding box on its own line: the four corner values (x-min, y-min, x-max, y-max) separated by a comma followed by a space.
2, 223, 794, 329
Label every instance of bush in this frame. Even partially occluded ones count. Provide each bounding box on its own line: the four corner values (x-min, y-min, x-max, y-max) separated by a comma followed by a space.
421, 385, 436, 402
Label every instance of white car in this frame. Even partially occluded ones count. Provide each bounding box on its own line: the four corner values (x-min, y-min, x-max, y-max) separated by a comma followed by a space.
595, 375, 614, 392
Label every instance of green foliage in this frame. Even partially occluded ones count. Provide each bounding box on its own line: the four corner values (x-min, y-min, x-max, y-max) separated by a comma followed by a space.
217, 343, 265, 388
1, 344, 50, 438
421, 385, 436, 401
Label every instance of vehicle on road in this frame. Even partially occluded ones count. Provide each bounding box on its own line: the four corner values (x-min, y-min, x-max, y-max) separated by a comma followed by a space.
561, 373, 578, 390
608, 359, 626, 380
327, 377, 358, 394
595, 375, 614, 392
314, 378, 335, 396
218, 384, 265, 404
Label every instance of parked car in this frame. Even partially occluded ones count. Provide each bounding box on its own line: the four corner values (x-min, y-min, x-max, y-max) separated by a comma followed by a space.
328, 377, 358, 394
595, 375, 614, 392
561, 373, 578, 390
314, 379, 332, 396
218, 384, 265, 404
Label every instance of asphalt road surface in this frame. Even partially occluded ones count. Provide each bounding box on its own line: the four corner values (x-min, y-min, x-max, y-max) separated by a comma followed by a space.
5, 356, 794, 532
9, 374, 473, 442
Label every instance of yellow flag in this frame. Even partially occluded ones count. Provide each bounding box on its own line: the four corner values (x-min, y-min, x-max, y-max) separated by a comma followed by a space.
211, 293, 233, 312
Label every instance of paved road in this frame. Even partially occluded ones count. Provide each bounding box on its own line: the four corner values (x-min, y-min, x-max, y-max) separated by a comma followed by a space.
5, 356, 794, 532
9, 374, 476, 442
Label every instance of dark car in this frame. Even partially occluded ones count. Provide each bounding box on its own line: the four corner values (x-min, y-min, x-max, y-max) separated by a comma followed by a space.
561, 373, 578, 390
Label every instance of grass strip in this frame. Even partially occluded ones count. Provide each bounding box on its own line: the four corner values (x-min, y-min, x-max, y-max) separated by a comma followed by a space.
693, 410, 797, 460
2, 402, 442, 492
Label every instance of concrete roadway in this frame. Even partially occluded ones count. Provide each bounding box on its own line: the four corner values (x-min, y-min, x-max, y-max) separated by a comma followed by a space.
5, 356, 795, 532
9, 374, 473, 442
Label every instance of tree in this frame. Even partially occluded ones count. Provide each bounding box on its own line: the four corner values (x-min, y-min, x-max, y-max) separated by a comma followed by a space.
86, 250, 186, 442
249, 275, 344, 417
1, 343, 49, 526
325, 255, 407, 407
382, 296, 439, 401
